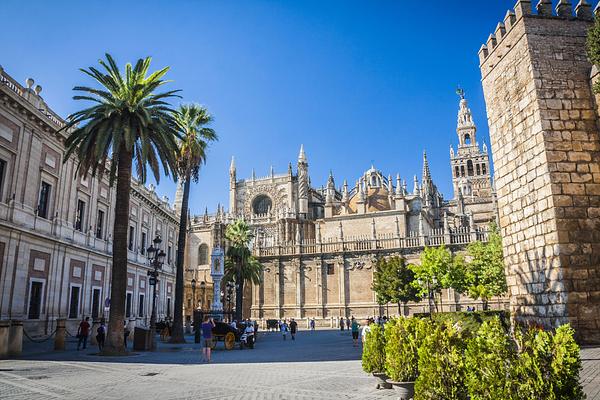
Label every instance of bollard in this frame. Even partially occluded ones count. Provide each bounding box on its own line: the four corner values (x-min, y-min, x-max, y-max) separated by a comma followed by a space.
0, 321, 10, 359
54, 318, 66, 351
8, 320, 23, 357
90, 319, 99, 346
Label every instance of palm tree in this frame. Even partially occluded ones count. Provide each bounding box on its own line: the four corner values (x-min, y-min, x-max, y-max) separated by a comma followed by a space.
170, 105, 217, 343
225, 219, 263, 321
62, 54, 180, 354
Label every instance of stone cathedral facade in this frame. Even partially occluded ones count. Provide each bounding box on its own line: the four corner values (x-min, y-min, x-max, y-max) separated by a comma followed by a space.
185, 95, 499, 322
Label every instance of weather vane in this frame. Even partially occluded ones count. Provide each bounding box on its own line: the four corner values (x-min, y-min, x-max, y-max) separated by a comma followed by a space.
456, 86, 465, 99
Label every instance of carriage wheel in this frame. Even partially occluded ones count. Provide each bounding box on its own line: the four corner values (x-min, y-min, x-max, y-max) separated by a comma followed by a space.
224, 332, 236, 350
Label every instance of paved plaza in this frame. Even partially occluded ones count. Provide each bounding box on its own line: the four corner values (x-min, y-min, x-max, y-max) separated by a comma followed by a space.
1, 329, 600, 399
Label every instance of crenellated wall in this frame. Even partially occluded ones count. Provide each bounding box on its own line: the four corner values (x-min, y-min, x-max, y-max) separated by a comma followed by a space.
479, 0, 600, 343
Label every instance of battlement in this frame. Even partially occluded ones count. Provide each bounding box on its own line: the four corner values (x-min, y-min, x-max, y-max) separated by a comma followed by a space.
479, 0, 595, 67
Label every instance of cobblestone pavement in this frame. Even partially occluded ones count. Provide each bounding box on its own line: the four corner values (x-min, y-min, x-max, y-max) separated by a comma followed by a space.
1, 330, 599, 399
1, 329, 396, 400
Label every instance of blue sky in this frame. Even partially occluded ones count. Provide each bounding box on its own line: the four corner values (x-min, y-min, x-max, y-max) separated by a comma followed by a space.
1, 0, 526, 214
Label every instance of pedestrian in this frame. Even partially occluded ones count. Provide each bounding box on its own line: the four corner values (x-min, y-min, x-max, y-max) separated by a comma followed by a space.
123, 321, 131, 349
350, 317, 359, 347
361, 318, 373, 345
340, 317, 345, 331
310, 318, 315, 332
201, 316, 215, 362
76, 316, 91, 350
96, 319, 106, 352
289, 318, 298, 341
281, 320, 288, 340
346, 317, 350, 331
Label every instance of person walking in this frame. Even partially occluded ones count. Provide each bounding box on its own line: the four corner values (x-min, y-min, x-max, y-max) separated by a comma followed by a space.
310, 318, 315, 332
201, 316, 215, 362
361, 318, 373, 345
340, 317, 345, 331
76, 317, 91, 351
281, 320, 288, 340
96, 319, 106, 352
289, 318, 298, 341
350, 317, 360, 347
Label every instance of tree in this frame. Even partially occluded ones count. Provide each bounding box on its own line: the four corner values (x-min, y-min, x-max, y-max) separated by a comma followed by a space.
170, 105, 217, 343
463, 225, 507, 310
63, 54, 180, 354
372, 256, 420, 315
410, 245, 456, 314
587, 16, 600, 93
225, 219, 263, 321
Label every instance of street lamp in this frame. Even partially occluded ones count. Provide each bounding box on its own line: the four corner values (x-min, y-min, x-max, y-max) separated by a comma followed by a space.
200, 281, 206, 311
191, 278, 197, 313
147, 235, 165, 350
226, 281, 235, 321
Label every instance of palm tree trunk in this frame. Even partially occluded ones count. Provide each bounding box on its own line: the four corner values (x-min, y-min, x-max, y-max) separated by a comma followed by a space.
170, 176, 191, 343
235, 263, 243, 321
103, 148, 132, 355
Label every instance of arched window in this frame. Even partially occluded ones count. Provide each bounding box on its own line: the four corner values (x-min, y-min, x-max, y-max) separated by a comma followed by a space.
460, 165, 465, 177
482, 164, 487, 175
198, 243, 209, 265
252, 195, 272, 214
464, 133, 471, 145
467, 160, 474, 176
476, 164, 481, 175
455, 166, 459, 178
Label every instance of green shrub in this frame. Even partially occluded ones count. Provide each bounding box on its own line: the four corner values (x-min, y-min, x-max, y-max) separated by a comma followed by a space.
551, 325, 585, 400
415, 321, 468, 400
362, 324, 386, 373
465, 317, 518, 400
429, 311, 510, 337
384, 317, 429, 382
512, 324, 585, 400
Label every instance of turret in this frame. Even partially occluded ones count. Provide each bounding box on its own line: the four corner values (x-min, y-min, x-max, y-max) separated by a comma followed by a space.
297, 144, 309, 216
324, 170, 336, 218
229, 156, 237, 215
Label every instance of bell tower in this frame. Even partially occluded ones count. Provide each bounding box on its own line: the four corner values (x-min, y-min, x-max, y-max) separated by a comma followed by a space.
450, 90, 492, 199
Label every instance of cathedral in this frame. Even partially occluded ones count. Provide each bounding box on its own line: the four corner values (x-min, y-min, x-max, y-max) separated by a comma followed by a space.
184, 94, 499, 323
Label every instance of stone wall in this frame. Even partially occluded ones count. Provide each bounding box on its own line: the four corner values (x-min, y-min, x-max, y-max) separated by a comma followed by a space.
479, 0, 600, 343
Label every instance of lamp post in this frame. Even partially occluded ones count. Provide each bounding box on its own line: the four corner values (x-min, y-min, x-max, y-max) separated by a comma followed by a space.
191, 278, 197, 315
226, 281, 235, 321
147, 235, 165, 350
200, 281, 206, 311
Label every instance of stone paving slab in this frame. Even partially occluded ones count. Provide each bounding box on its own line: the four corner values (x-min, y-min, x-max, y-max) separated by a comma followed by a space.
0, 330, 599, 399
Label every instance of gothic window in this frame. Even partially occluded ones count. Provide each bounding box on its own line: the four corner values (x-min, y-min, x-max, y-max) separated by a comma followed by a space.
460, 165, 465, 177
467, 160, 474, 176
454, 166, 459, 178
464, 133, 471, 145
482, 164, 487, 175
476, 164, 481, 175
198, 243, 209, 265
252, 195, 272, 215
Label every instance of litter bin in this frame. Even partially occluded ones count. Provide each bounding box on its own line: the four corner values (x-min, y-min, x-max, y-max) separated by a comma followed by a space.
133, 327, 151, 351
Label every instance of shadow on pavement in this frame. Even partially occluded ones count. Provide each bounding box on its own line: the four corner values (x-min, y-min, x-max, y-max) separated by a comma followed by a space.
10, 329, 363, 365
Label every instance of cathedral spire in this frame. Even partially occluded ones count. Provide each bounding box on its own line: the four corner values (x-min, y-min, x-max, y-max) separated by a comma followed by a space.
229, 156, 236, 173
298, 144, 307, 163
422, 151, 431, 182
456, 89, 477, 147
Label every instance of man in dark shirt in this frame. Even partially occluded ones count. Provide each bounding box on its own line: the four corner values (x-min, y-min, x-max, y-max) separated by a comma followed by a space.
289, 318, 298, 341
201, 316, 215, 362
77, 316, 91, 350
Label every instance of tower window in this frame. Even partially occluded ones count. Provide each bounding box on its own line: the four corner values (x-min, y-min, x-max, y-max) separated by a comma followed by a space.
482, 164, 487, 175
464, 133, 471, 145
198, 243, 209, 265
460, 165, 465, 177
476, 164, 481, 175
454, 166, 459, 178
467, 160, 474, 176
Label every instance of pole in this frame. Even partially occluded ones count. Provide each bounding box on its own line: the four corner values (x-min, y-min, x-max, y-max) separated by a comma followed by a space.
150, 272, 157, 350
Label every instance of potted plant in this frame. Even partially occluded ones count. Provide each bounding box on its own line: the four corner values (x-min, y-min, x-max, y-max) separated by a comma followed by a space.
384, 317, 428, 399
361, 323, 391, 389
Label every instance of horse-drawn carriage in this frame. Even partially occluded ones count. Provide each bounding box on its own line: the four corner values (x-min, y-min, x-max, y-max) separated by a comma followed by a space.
209, 321, 255, 350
